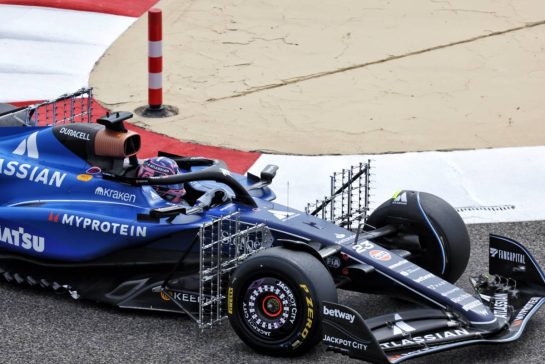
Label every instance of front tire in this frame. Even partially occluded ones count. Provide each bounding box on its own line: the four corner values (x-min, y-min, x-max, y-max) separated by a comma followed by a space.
228, 247, 337, 356
366, 190, 470, 283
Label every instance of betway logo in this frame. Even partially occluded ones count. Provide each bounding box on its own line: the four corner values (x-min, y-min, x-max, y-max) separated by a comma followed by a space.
0, 225, 45, 253
95, 187, 136, 203
323, 306, 356, 323
13, 132, 39, 159
53, 213, 147, 238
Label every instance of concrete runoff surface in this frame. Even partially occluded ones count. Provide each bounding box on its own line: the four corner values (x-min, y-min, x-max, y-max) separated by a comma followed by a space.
91, 0, 545, 154
1, 221, 544, 363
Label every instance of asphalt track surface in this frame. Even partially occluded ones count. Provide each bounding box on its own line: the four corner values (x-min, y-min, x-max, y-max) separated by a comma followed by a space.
1, 221, 544, 364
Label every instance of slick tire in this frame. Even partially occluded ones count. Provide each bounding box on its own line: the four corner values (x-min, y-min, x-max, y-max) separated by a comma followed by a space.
366, 191, 470, 283
228, 247, 337, 356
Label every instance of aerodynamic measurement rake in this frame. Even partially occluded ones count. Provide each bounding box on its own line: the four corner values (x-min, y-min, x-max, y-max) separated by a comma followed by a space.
0, 88, 93, 126
305, 161, 372, 230
155, 213, 271, 329
198, 213, 272, 328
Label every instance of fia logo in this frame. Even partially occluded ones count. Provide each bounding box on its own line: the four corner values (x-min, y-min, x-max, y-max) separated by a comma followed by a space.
13, 132, 39, 159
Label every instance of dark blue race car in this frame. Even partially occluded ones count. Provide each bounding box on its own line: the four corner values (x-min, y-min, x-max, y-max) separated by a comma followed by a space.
0, 91, 544, 363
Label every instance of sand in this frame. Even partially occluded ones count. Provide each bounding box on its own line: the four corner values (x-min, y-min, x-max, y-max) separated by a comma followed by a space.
90, 0, 545, 154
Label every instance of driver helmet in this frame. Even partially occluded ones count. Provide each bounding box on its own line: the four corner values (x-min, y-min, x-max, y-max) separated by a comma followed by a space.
137, 157, 186, 203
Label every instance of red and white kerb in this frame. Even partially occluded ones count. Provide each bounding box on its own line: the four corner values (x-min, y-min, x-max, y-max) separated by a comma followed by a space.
148, 8, 163, 109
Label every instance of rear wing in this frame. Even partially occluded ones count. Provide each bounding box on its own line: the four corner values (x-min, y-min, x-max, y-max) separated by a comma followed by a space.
0, 88, 93, 127
322, 235, 545, 363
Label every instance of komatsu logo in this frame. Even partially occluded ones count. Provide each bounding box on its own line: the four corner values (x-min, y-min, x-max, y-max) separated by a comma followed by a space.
0, 225, 45, 253
0, 159, 66, 188
323, 306, 356, 323
490, 248, 526, 264
95, 187, 136, 203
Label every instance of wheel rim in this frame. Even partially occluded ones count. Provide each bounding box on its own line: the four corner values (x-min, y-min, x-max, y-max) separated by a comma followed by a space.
241, 277, 299, 341
261, 294, 283, 318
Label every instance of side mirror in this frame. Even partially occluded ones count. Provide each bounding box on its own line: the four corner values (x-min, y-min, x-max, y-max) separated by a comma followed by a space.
260, 164, 278, 184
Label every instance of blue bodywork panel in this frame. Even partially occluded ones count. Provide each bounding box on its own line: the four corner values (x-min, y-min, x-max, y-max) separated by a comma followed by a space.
0, 125, 496, 326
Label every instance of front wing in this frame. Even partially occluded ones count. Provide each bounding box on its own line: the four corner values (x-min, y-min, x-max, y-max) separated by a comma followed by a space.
321, 235, 545, 363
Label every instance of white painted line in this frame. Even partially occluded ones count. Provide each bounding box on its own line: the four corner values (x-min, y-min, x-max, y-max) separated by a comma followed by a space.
0, 5, 135, 102
250, 146, 545, 224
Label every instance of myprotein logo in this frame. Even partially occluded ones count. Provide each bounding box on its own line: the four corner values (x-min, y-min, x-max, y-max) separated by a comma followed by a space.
323, 306, 356, 323
95, 187, 136, 203
50, 212, 147, 238
0, 225, 44, 253
13, 132, 39, 159
490, 248, 526, 264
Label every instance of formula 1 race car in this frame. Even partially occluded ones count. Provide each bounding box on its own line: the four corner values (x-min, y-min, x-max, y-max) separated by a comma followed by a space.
0, 90, 543, 363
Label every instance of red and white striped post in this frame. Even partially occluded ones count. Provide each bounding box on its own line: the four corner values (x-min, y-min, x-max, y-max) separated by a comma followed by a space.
148, 8, 163, 110
136, 7, 177, 117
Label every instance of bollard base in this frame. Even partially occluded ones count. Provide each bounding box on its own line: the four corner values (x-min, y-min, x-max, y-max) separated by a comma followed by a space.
135, 104, 178, 118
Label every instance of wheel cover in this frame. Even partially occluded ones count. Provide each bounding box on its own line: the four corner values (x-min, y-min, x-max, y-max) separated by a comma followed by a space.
241, 277, 299, 341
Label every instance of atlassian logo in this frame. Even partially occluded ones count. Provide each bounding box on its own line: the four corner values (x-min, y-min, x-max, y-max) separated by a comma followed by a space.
391, 314, 416, 336
95, 187, 136, 203
0, 159, 66, 188
392, 192, 407, 205
323, 306, 356, 323
0, 225, 45, 253
13, 132, 39, 159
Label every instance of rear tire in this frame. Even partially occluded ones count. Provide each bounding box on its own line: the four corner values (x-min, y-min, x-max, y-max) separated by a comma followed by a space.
366, 190, 470, 283
228, 247, 337, 356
